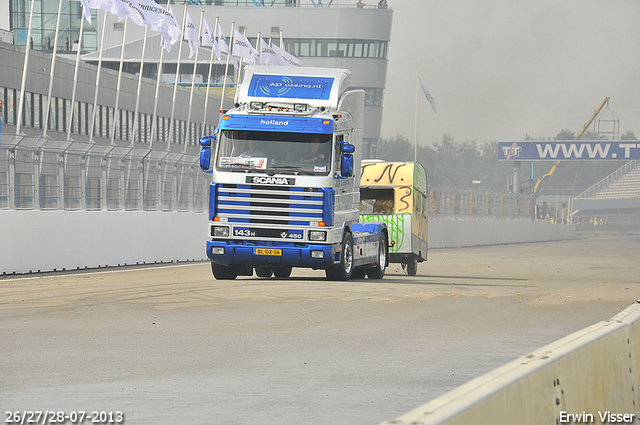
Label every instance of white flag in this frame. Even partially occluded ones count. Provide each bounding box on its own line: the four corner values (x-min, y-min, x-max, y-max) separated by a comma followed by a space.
88, 0, 146, 26
218, 25, 238, 68
71, 0, 92, 24
418, 77, 437, 113
232, 28, 258, 64
272, 43, 302, 67
117, 0, 147, 26
134, 0, 180, 49
184, 11, 200, 58
258, 36, 280, 65
201, 18, 221, 62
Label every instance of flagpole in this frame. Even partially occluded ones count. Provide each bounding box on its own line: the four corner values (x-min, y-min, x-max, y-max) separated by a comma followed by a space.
220, 21, 235, 112
67, 13, 85, 141
131, 25, 149, 146
184, 10, 204, 153
110, 17, 130, 145
414, 71, 418, 162
16, 0, 36, 136
149, 1, 172, 150
149, 35, 165, 150
168, 5, 189, 151
89, 13, 109, 143
202, 16, 219, 129
257, 31, 261, 64
234, 27, 249, 99
42, 0, 64, 138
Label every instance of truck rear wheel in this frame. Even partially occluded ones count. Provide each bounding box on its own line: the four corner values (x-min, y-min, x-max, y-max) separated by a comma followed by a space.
366, 233, 388, 280
406, 258, 418, 276
326, 232, 354, 281
272, 266, 292, 278
351, 267, 366, 279
211, 262, 238, 280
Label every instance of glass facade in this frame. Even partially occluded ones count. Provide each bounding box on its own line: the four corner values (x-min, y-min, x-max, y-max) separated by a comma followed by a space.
282, 38, 388, 59
10, 0, 98, 52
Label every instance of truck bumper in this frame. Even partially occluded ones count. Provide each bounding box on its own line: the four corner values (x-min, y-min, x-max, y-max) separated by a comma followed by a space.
206, 240, 340, 269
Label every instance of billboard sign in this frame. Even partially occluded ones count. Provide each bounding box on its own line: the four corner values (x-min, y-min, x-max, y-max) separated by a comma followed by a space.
498, 141, 640, 161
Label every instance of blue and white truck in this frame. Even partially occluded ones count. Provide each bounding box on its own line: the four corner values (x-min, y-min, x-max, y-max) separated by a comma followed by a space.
199, 65, 388, 280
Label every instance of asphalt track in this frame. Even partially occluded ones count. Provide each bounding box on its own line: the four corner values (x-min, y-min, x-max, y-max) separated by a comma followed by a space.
1, 232, 639, 425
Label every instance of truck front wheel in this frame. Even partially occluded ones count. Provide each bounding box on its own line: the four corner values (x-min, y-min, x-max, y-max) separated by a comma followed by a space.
272, 266, 292, 278
366, 233, 388, 280
255, 266, 273, 278
211, 262, 238, 280
326, 232, 354, 281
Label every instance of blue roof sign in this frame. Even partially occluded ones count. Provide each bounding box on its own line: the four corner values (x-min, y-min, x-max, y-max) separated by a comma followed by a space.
247, 74, 334, 100
219, 115, 334, 134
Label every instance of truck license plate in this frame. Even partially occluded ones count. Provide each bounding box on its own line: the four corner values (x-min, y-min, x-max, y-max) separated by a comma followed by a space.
255, 248, 282, 256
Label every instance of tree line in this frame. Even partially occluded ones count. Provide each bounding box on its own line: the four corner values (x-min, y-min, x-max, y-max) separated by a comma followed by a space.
373, 130, 638, 195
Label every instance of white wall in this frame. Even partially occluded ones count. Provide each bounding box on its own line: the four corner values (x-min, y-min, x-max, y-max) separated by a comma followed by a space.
429, 219, 576, 249
1, 211, 208, 274
1, 212, 575, 275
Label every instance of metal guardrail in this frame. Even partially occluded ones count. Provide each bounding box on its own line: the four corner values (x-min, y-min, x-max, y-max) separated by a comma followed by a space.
0, 139, 536, 219
0, 137, 208, 213
429, 185, 536, 220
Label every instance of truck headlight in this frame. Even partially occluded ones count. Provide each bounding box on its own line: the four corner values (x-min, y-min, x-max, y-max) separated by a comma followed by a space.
211, 225, 230, 237
308, 230, 327, 241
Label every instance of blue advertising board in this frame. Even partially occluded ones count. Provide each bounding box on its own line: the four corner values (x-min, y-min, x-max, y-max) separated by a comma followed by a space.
246, 74, 334, 100
498, 141, 640, 161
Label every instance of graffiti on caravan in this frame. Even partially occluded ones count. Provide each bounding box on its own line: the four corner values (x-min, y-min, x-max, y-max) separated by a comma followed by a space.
497, 141, 640, 161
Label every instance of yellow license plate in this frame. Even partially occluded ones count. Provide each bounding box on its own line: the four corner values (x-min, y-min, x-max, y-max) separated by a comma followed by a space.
255, 248, 282, 256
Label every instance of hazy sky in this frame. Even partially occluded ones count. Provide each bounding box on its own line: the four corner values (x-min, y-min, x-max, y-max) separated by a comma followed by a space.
380, 0, 640, 146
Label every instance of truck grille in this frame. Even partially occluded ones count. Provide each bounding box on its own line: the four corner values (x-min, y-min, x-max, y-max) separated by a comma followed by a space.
216, 183, 325, 226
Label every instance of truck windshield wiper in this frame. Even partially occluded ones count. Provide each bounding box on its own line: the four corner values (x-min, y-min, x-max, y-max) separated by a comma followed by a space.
269, 166, 315, 175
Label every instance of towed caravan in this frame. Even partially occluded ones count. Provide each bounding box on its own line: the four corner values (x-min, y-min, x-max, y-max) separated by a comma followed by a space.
359, 160, 428, 275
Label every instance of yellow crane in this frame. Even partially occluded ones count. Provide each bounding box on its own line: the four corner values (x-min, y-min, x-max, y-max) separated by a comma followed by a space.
533, 97, 610, 196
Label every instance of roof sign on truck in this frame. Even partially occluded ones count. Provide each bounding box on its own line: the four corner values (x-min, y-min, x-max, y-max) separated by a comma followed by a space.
247, 74, 334, 100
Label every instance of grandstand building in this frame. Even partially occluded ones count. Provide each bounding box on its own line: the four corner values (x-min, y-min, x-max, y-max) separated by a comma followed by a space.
573, 161, 640, 228
4, 0, 393, 157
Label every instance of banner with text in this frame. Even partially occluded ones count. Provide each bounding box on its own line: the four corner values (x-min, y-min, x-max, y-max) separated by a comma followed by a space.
498, 141, 640, 161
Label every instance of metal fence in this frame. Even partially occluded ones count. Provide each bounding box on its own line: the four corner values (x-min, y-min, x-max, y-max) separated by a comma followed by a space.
1, 136, 537, 219
0, 137, 208, 213
429, 185, 536, 220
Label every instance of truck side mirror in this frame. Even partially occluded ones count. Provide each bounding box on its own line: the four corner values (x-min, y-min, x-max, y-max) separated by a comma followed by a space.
200, 135, 216, 172
200, 135, 215, 147
340, 143, 355, 177
200, 147, 211, 172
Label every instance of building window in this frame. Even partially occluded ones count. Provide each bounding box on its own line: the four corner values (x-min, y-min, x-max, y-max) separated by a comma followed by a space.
282, 39, 388, 59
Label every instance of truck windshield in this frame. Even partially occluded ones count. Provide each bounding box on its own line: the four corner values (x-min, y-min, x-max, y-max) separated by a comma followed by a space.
216, 130, 332, 175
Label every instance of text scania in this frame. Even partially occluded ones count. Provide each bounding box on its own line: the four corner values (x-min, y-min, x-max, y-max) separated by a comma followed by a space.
260, 119, 289, 126
250, 176, 293, 185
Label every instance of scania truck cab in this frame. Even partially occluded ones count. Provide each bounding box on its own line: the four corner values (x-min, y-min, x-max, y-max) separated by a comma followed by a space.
199, 66, 388, 281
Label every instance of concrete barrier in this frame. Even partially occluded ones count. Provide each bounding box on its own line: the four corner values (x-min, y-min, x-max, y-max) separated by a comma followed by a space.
429, 219, 576, 249
380, 302, 640, 425
1, 210, 208, 274
1, 212, 576, 274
